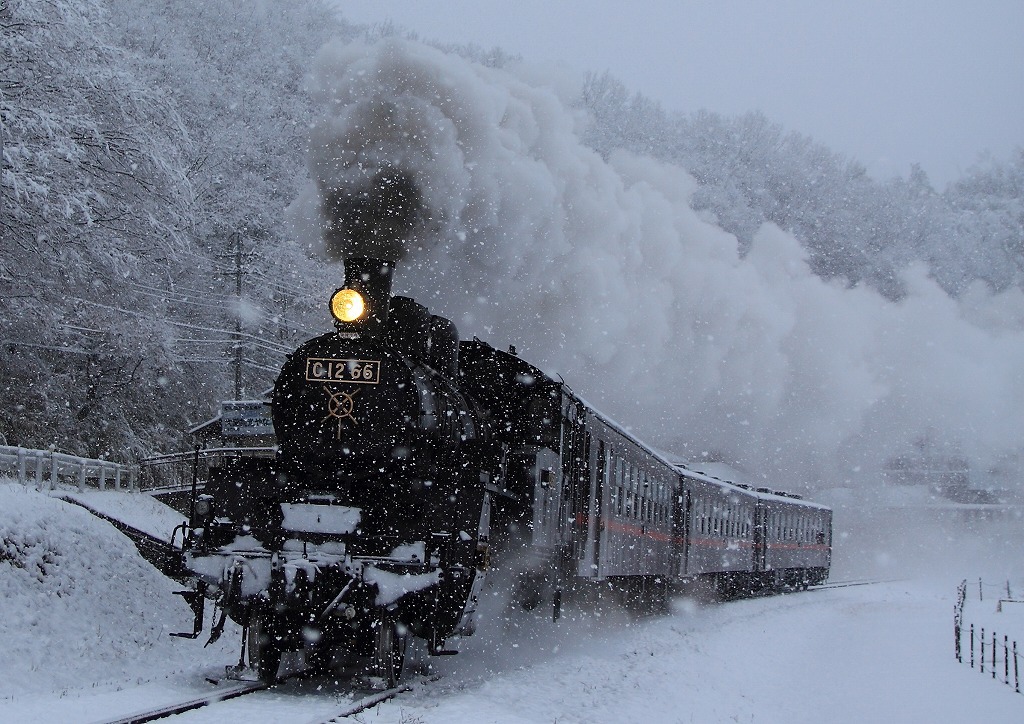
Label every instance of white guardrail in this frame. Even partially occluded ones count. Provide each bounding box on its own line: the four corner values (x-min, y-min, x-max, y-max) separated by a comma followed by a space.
0, 445, 138, 492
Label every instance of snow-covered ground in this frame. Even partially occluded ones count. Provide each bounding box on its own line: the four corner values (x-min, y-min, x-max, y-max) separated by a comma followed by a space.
1, 479, 1021, 723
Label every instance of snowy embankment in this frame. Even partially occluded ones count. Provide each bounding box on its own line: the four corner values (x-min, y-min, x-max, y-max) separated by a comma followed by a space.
0, 482, 238, 706
0, 479, 1021, 723
59, 486, 189, 546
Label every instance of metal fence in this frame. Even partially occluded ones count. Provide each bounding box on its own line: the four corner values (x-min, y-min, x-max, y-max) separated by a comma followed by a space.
0, 445, 138, 492
955, 578, 1022, 695
138, 446, 275, 491
1, 444, 277, 494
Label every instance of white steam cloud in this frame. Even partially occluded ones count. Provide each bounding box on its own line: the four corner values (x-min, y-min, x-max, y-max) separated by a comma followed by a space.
291, 38, 1024, 492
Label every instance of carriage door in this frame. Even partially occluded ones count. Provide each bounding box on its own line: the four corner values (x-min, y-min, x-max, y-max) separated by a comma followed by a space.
560, 404, 586, 551
753, 503, 767, 572
570, 428, 592, 573
672, 488, 690, 576
584, 440, 605, 578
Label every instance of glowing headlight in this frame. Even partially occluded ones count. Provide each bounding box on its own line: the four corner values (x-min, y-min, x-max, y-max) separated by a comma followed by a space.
330, 288, 366, 323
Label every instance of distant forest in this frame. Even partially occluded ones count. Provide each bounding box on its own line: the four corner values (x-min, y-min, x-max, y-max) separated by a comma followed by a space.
2, 0, 1021, 459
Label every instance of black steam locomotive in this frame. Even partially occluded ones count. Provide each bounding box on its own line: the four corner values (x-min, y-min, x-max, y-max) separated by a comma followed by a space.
175, 256, 831, 687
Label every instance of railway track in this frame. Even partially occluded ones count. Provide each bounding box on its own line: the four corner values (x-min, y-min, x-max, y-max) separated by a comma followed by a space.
312, 681, 415, 724
91, 673, 427, 724
808, 578, 894, 591
97, 679, 269, 724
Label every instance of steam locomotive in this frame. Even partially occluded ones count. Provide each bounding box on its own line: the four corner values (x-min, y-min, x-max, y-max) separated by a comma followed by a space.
174, 256, 831, 687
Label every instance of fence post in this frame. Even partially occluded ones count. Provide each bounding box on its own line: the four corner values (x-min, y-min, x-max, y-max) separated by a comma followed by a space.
99, 464, 107, 491
34, 451, 45, 491
1005, 635, 1009, 684
130, 466, 137, 491
1014, 641, 1019, 693
993, 631, 997, 679
17, 448, 27, 485
49, 451, 58, 490
982, 627, 986, 674
955, 615, 961, 662
77, 460, 86, 492
971, 625, 975, 669
980, 578, 984, 602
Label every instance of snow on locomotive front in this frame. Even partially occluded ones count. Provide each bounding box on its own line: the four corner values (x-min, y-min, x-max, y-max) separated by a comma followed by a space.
181, 257, 497, 686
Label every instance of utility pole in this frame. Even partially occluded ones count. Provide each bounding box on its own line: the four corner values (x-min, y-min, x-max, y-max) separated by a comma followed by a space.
278, 292, 288, 342
233, 231, 243, 400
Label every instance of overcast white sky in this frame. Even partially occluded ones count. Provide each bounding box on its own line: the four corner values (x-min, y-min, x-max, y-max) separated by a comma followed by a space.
337, 0, 1023, 188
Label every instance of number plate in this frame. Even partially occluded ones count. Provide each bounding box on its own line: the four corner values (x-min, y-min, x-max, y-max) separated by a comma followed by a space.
305, 357, 381, 384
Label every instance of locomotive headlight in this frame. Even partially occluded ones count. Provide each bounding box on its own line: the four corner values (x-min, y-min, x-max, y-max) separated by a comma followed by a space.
330, 288, 366, 323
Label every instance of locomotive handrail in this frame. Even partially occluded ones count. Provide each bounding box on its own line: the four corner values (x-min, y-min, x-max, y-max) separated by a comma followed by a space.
0, 444, 138, 492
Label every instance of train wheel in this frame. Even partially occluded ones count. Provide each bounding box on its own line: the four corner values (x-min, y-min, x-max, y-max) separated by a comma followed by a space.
515, 571, 544, 611
304, 636, 334, 676
367, 617, 405, 690
248, 605, 282, 684
620, 577, 648, 616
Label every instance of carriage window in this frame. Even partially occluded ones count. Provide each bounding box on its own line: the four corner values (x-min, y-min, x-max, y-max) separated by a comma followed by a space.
617, 458, 625, 515
632, 466, 639, 518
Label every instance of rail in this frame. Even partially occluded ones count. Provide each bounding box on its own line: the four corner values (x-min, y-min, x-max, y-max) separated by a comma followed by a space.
0, 445, 138, 492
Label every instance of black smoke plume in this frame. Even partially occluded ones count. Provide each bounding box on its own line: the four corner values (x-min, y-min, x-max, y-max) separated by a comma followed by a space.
321, 169, 425, 262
